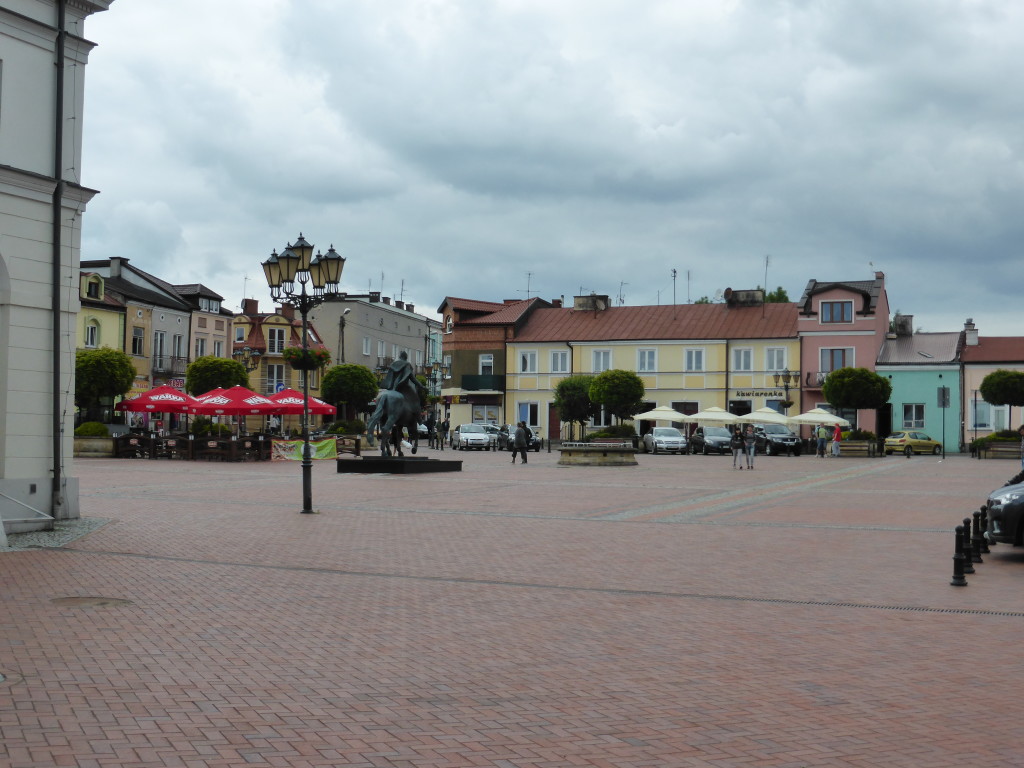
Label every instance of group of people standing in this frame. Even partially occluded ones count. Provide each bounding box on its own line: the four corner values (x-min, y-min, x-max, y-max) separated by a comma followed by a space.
815, 424, 843, 458
730, 425, 757, 469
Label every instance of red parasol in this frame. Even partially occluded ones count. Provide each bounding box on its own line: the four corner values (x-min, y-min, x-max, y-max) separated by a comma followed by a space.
115, 385, 200, 413
190, 385, 279, 416
268, 388, 337, 416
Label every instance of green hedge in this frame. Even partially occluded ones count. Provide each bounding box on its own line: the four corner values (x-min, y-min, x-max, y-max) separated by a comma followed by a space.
74, 421, 109, 437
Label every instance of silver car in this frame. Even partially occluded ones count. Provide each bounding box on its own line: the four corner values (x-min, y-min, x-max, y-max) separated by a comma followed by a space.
642, 427, 687, 454
451, 423, 492, 451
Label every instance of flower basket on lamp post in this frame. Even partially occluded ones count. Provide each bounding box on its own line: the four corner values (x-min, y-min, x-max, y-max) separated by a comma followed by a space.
282, 346, 331, 371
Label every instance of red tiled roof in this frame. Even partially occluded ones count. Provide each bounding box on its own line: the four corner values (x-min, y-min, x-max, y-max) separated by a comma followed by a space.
513, 302, 798, 342
463, 298, 537, 325
441, 297, 508, 314
962, 337, 1024, 363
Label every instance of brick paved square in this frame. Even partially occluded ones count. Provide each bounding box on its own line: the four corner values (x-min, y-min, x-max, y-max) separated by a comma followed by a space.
2, 451, 1021, 767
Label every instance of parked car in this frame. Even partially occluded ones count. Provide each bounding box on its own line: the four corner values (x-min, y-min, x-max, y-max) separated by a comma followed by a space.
688, 426, 733, 455
884, 431, 942, 456
497, 424, 541, 451
754, 424, 802, 456
451, 423, 492, 450
642, 427, 687, 454
985, 480, 1024, 545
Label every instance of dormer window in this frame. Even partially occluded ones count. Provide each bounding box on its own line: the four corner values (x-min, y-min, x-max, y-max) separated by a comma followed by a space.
820, 300, 853, 324
445, 316, 454, 333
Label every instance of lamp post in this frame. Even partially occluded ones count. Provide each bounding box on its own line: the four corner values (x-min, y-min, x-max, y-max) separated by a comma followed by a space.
773, 368, 796, 412
232, 345, 262, 372
262, 234, 345, 514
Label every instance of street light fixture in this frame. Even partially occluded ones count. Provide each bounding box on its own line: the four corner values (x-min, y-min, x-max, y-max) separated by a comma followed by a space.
262, 233, 345, 514
232, 345, 262, 373
773, 368, 796, 412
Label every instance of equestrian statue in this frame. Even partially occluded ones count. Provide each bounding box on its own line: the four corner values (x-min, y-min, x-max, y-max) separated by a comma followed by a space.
365, 351, 425, 458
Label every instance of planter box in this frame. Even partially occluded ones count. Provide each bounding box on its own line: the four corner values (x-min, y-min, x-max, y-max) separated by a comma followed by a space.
838, 440, 876, 457
73, 436, 114, 458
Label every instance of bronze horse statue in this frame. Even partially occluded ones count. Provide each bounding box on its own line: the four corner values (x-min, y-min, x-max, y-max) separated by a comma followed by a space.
365, 383, 421, 458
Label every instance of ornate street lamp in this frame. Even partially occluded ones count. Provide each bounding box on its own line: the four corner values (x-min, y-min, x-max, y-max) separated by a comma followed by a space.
262, 234, 345, 514
232, 345, 262, 373
773, 368, 796, 412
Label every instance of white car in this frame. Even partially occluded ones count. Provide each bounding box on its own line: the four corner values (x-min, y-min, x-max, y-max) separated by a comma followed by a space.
642, 427, 687, 454
451, 424, 492, 450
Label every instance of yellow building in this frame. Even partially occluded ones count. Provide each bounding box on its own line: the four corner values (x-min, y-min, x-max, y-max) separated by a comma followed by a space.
505, 294, 800, 439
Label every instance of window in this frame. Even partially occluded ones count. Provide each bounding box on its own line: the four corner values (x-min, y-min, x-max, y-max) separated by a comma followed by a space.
821, 300, 853, 324
214, 340, 223, 358
519, 351, 537, 374
131, 327, 144, 355
551, 350, 569, 373
685, 348, 704, 372
362, 337, 371, 355
378, 340, 386, 357
972, 400, 991, 430
766, 348, 786, 371
197, 316, 207, 329
517, 402, 540, 427
638, 349, 656, 373
194, 337, 207, 358
172, 334, 184, 359
153, 331, 166, 366
86, 280, 100, 299
443, 354, 452, 376
479, 354, 494, 375
593, 349, 611, 373
591, 406, 613, 428
268, 327, 285, 354
820, 348, 853, 372
298, 369, 319, 390
903, 404, 925, 429
235, 327, 245, 342
732, 348, 752, 371
392, 344, 400, 359
415, 350, 423, 366
199, 297, 221, 313
266, 364, 285, 394
84, 322, 98, 348
214, 320, 224, 331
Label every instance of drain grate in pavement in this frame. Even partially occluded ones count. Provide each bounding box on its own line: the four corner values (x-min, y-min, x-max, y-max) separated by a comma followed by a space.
51, 596, 134, 608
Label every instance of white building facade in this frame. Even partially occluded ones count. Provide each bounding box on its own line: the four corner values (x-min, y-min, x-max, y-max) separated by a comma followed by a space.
1, 0, 112, 534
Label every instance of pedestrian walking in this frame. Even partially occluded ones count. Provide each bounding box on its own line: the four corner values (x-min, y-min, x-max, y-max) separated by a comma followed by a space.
730, 427, 744, 468
831, 423, 842, 457
511, 421, 529, 464
743, 424, 756, 469
816, 424, 829, 457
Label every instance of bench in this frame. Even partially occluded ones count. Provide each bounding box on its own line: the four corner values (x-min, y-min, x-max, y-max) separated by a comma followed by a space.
336, 435, 361, 457
979, 442, 1021, 460
837, 440, 876, 458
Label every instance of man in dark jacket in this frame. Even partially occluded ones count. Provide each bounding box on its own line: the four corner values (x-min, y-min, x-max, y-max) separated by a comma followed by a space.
512, 421, 528, 464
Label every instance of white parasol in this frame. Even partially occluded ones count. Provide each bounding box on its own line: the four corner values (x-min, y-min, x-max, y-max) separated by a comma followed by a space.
631, 405, 691, 422
788, 407, 851, 427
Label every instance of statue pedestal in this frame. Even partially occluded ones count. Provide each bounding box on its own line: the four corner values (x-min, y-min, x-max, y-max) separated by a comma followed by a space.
337, 456, 463, 474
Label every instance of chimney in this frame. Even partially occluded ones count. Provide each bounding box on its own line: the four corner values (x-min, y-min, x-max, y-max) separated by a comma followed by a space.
279, 304, 295, 320
110, 257, 127, 277
395, 300, 405, 310
405, 303, 414, 314
894, 314, 913, 337
369, 292, 380, 302
875, 270, 885, 281
964, 318, 979, 346
241, 298, 260, 316
551, 298, 563, 308
381, 296, 391, 305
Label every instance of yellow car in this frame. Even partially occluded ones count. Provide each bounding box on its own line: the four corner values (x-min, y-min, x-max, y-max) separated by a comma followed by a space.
884, 431, 942, 456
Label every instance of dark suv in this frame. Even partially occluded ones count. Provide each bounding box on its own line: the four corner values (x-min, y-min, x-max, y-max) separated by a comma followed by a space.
754, 424, 802, 456
985, 479, 1024, 545
688, 426, 732, 455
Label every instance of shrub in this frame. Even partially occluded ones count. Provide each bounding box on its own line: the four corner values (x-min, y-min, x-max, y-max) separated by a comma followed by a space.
74, 421, 109, 437
846, 429, 876, 441
189, 416, 232, 438
325, 419, 365, 435
586, 424, 637, 441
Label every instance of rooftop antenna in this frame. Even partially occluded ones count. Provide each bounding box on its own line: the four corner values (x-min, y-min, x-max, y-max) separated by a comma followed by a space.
242, 274, 249, 300
763, 254, 770, 317
617, 281, 628, 305
399, 279, 405, 302
518, 271, 534, 300
671, 269, 677, 316
380, 271, 385, 294
687, 269, 691, 304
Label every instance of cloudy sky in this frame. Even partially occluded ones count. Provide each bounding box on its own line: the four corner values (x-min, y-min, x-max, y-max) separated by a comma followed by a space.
78, 0, 1023, 335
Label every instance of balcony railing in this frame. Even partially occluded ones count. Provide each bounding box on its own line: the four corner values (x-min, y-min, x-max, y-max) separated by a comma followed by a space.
461, 374, 504, 391
152, 356, 189, 376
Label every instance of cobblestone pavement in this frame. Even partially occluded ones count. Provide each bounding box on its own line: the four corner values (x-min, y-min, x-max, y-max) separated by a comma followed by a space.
3, 450, 1022, 767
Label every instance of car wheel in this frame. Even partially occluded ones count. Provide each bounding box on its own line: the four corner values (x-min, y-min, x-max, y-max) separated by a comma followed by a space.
884, 449, 892, 455
904, 446, 913, 457
702, 443, 709, 456
933, 445, 942, 455
652, 443, 659, 454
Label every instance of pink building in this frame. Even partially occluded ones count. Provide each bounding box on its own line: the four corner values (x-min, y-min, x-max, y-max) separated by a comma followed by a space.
797, 272, 891, 434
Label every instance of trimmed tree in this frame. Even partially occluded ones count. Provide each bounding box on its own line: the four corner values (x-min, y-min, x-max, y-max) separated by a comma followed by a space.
589, 369, 646, 424
979, 369, 1024, 429
321, 364, 380, 419
184, 356, 249, 396
75, 347, 136, 421
821, 367, 893, 412
553, 375, 600, 440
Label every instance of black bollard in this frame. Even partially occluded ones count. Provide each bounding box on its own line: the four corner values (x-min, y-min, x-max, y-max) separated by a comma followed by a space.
980, 505, 992, 551
970, 513, 984, 564
951, 525, 968, 586
961, 520, 976, 574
